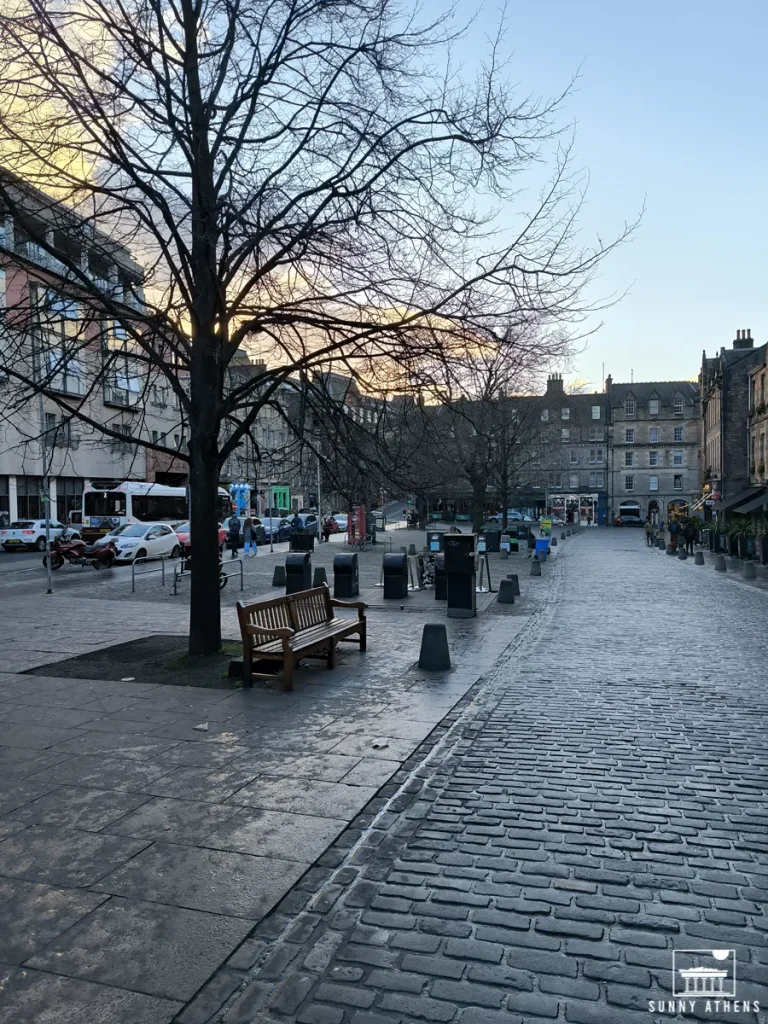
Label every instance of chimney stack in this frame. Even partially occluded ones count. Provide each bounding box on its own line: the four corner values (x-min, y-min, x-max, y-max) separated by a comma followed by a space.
733, 328, 754, 350
545, 372, 564, 395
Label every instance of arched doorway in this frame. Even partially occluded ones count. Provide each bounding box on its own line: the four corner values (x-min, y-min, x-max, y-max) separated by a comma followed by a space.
647, 499, 659, 524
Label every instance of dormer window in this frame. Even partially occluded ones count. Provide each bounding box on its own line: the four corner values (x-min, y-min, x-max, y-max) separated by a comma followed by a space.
648, 398, 660, 416
673, 395, 684, 416
624, 398, 635, 417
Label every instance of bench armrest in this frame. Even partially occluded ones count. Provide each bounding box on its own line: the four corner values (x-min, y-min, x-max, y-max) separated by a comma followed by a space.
329, 598, 368, 619
244, 625, 295, 639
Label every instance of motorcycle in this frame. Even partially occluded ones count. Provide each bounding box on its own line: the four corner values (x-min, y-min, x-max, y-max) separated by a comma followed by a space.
43, 536, 118, 570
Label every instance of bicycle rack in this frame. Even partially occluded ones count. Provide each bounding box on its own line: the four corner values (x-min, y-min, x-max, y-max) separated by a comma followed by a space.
172, 557, 244, 596
131, 554, 171, 593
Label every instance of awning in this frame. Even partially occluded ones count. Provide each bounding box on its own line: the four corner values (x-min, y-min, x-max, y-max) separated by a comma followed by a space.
733, 490, 768, 515
713, 486, 763, 512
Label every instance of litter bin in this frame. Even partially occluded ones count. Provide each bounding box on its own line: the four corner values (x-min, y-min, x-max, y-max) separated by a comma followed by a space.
285, 552, 311, 594
426, 531, 444, 553
444, 533, 476, 618
534, 538, 550, 561
383, 552, 408, 599
434, 554, 447, 600
289, 533, 315, 552
484, 530, 501, 553
333, 553, 359, 598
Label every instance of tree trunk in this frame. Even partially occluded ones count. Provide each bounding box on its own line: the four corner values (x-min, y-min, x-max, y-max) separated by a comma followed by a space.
471, 482, 486, 535
188, 354, 223, 656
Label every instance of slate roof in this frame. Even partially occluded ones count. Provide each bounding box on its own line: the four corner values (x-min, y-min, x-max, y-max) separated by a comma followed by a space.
609, 381, 697, 408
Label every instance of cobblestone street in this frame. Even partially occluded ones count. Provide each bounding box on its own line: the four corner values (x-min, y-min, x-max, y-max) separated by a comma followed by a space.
207, 530, 768, 1024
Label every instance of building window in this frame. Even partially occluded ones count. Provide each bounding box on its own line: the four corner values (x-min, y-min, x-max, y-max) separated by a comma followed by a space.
588, 471, 605, 489
649, 450, 659, 467
34, 289, 85, 396
673, 396, 684, 416
56, 477, 84, 523
625, 475, 635, 492
624, 451, 635, 467
759, 432, 765, 469
569, 473, 579, 490
541, 409, 549, 422
591, 405, 601, 420
673, 425, 684, 442
17, 476, 42, 519
673, 450, 683, 466
569, 450, 578, 465
674, 474, 683, 490
649, 475, 659, 491
561, 428, 570, 442
625, 428, 635, 443
551, 473, 562, 488
589, 425, 603, 441
589, 448, 603, 464
0, 476, 9, 523
649, 427, 659, 444
761, 375, 765, 405
561, 408, 570, 420
624, 398, 635, 417
649, 398, 660, 416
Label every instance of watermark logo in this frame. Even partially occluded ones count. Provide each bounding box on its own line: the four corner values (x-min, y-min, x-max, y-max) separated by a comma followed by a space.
648, 949, 760, 1015
673, 949, 736, 998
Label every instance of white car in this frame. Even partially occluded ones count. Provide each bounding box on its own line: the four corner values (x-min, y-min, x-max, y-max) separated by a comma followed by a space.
333, 514, 348, 531
1, 519, 80, 552
112, 522, 182, 562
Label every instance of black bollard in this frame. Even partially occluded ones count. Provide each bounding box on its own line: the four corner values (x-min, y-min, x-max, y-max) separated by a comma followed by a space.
313, 566, 328, 587
272, 564, 287, 587
497, 579, 516, 604
418, 623, 451, 670
506, 573, 521, 596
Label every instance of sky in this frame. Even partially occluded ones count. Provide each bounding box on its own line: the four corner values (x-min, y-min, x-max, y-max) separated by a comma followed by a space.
423, 0, 768, 392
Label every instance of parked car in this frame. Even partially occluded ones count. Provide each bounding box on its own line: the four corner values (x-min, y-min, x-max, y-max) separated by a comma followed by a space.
1, 519, 80, 552
91, 524, 132, 549
220, 516, 267, 547
112, 522, 182, 562
174, 521, 229, 554
322, 517, 341, 534
296, 513, 319, 531
540, 514, 565, 526
333, 513, 348, 531
261, 517, 293, 542
615, 514, 644, 527
488, 509, 524, 523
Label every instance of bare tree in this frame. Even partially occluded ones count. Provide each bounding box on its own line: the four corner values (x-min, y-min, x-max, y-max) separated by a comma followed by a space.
0, 0, 630, 653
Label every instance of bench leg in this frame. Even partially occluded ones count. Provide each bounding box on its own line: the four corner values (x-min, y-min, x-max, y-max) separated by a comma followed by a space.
282, 656, 294, 693
327, 639, 337, 670
359, 619, 367, 652
242, 646, 253, 689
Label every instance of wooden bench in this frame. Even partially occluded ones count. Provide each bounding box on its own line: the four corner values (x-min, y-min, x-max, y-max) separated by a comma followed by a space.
236, 584, 367, 692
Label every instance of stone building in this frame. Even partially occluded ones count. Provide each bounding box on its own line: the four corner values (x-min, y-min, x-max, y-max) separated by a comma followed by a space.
606, 377, 699, 524
699, 329, 768, 520
748, 352, 768, 492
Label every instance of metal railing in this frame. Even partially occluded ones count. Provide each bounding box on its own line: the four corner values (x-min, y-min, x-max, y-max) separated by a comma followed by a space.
172, 557, 244, 596
131, 553, 172, 592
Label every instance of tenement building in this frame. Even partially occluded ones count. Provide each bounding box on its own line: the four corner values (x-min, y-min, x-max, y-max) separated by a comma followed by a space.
699, 329, 768, 521
606, 377, 699, 524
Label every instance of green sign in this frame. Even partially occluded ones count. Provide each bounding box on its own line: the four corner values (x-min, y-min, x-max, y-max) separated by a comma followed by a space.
271, 486, 290, 511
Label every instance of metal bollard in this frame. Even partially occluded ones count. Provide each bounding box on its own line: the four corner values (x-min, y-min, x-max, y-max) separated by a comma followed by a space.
677, 548, 688, 560
272, 564, 287, 586
714, 555, 726, 571
313, 566, 328, 587
506, 573, 521, 596
561, 532, 566, 540
530, 560, 542, 577
497, 579, 515, 604
694, 551, 705, 565
743, 561, 756, 580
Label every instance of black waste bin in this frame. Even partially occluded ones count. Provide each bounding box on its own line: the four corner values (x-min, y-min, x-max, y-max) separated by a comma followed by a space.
289, 532, 315, 552
434, 554, 447, 600
426, 531, 444, 553
444, 533, 476, 618
285, 552, 311, 594
484, 530, 501, 553
383, 552, 408, 599
334, 553, 359, 598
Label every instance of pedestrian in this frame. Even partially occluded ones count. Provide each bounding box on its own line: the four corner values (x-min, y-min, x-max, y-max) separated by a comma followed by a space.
684, 520, 697, 555
322, 517, 333, 543
227, 515, 241, 559
644, 517, 654, 547
242, 517, 257, 557
668, 517, 680, 551
291, 511, 302, 534
526, 527, 536, 558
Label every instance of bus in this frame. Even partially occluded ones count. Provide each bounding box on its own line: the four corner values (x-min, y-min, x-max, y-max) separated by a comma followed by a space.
78, 481, 232, 541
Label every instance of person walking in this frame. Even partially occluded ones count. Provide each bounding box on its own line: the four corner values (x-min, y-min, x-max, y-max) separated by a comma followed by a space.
644, 517, 654, 547
242, 517, 257, 557
684, 520, 697, 555
668, 517, 680, 551
322, 517, 333, 543
227, 515, 241, 559
525, 526, 536, 558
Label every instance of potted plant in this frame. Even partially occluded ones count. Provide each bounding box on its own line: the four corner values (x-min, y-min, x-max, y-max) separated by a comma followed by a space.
753, 513, 768, 565
726, 516, 751, 559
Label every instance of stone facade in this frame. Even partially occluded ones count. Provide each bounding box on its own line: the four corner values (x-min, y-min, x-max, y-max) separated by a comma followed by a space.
699, 329, 768, 514
747, 350, 768, 489
606, 377, 699, 523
